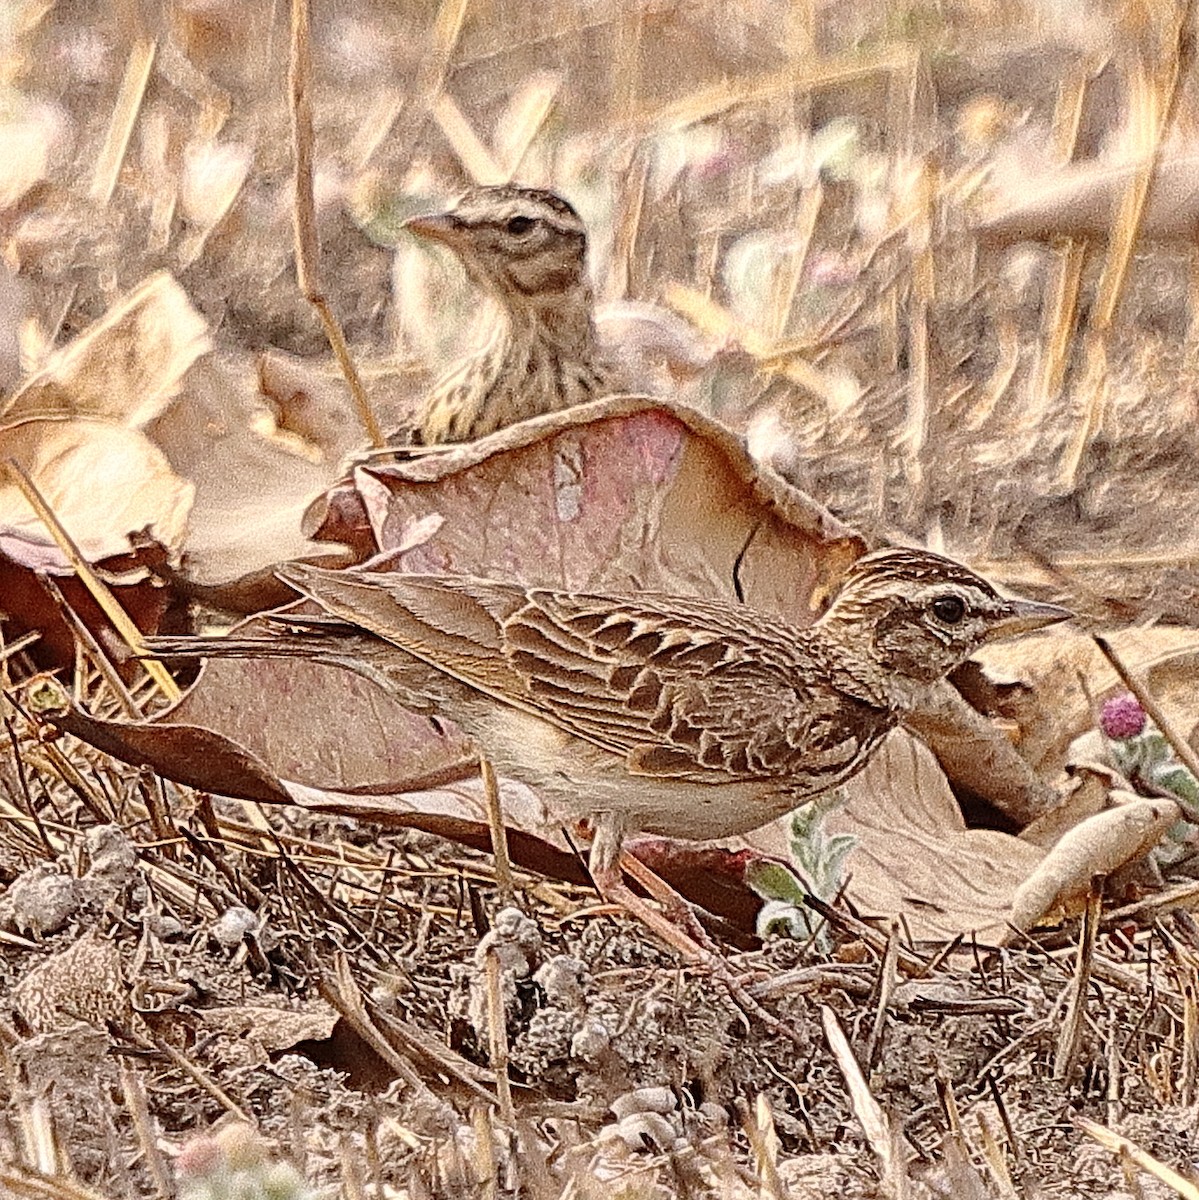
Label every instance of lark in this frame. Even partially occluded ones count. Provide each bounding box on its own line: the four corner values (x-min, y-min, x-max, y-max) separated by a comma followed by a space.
152, 548, 1069, 958
404, 185, 623, 444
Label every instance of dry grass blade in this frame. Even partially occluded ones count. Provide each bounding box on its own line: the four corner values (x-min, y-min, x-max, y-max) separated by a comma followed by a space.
821, 1005, 906, 1196
483, 947, 516, 1126
320, 951, 498, 1105
0, 1170, 116, 1200
90, 37, 155, 205
432, 93, 505, 184
1053, 882, 1101, 1082
2, 461, 180, 702
1074, 1115, 1199, 1198
288, 0, 383, 448
481, 756, 515, 908
736, 1095, 789, 1200
118, 1062, 172, 1199
1057, 7, 1191, 488
865, 919, 900, 1070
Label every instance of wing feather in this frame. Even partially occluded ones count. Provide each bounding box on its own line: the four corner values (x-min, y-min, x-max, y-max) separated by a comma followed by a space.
279, 566, 894, 786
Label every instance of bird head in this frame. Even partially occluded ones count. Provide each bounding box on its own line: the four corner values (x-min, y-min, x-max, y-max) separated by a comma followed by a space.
819, 547, 1071, 687
405, 185, 589, 315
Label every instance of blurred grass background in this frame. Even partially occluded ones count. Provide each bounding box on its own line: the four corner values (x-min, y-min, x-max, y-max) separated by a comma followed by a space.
5, 0, 1199, 614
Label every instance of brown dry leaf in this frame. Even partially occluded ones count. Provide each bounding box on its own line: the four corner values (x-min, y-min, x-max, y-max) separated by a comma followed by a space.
196, 1001, 338, 1054
0, 418, 193, 567
0, 271, 210, 427
747, 731, 1045, 942
978, 151, 1199, 244
148, 352, 412, 584
307, 396, 864, 605
1009, 793, 1181, 934
12, 930, 130, 1033
0, 274, 204, 663
971, 625, 1199, 775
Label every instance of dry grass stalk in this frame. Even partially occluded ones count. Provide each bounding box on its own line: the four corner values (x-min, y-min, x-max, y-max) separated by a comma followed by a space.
0, 1167, 115, 1200
865, 918, 900, 1071
973, 1108, 1020, 1200
1054, 882, 1102, 1082
821, 1004, 907, 1197
1075, 1114, 1199, 1199
481, 757, 515, 908
1033, 60, 1092, 408
1058, 8, 1190, 488
432, 93, 506, 184
736, 1094, 789, 1200
90, 37, 156, 206
288, 0, 383, 449
483, 947, 516, 1127
150, 1031, 253, 1123
471, 1103, 500, 1200
118, 1061, 172, 1199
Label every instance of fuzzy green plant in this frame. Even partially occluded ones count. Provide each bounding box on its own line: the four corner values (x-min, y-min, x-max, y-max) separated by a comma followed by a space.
176, 1124, 313, 1200
745, 790, 856, 951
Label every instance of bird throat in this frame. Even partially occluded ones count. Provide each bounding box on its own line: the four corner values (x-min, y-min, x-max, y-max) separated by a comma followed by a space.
438, 290, 616, 439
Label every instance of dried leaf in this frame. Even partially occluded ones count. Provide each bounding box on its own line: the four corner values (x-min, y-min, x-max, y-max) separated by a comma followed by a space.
0, 418, 194, 567
747, 732, 1045, 942
1, 271, 210, 427
971, 625, 1199, 776
1009, 793, 1180, 933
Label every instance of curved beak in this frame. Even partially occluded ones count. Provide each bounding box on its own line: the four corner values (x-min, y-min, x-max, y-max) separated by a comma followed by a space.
986, 598, 1073, 640
404, 212, 464, 248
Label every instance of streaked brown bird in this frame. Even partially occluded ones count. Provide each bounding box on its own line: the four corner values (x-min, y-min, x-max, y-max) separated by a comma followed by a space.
152, 547, 1069, 958
404, 185, 623, 445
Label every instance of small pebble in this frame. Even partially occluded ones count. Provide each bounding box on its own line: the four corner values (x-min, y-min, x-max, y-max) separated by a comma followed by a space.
8, 865, 83, 937
210, 905, 258, 948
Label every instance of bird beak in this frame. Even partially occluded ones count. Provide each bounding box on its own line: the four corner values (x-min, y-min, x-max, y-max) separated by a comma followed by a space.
986, 598, 1073, 640
404, 212, 464, 248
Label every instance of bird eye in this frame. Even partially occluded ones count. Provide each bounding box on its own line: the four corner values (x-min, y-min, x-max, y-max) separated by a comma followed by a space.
930, 595, 966, 624
505, 215, 535, 236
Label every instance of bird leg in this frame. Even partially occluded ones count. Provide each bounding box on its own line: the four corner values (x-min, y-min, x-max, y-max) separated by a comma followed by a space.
586, 812, 805, 1047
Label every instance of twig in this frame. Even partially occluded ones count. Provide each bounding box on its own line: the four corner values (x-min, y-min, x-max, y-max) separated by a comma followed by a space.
1053, 881, 1101, 1083
289, 0, 384, 448
118, 1063, 172, 1199
484, 948, 516, 1126
90, 38, 156, 205
1074, 1115, 1199, 1199
822, 1005, 907, 1197
865, 919, 899, 1071
480, 757, 515, 907
2, 461, 180, 702
735, 1095, 789, 1200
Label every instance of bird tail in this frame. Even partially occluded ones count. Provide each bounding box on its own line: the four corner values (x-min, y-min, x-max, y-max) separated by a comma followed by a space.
144, 615, 361, 661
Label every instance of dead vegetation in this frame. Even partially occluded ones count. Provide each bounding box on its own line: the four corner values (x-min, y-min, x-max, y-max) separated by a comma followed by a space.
4, 0, 1199, 1196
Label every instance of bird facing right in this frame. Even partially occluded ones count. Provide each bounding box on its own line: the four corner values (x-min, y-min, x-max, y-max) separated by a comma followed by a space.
152, 546, 1070, 862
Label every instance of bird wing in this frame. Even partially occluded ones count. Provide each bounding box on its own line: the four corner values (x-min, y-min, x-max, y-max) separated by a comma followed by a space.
279, 566, 888, 786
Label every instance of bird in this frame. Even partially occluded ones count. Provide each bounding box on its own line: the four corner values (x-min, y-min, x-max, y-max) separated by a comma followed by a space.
402, 185, 624, 445
150, 547, 1070, 962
